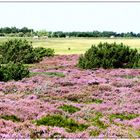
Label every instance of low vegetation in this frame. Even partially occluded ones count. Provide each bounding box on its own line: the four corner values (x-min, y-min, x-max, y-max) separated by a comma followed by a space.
0, 115, 21, 122
1, 35, 140, 138
109, 113, 139, 121
91, 98, 103, 104
91, 112, 107, 129
0, 54, 140, 138
35, 114, 88, 132
30, 72, 65, 77
58, 104, 80, 113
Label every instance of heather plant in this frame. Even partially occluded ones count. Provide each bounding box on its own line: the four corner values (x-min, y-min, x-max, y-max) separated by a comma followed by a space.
0, 62, 29, 81
65, 92, 89, 103
58, 104, 80, 113
35, 114, 88, 132
33, 81, 51, 94
78, 42, 140, 69
1, 55, 140, 138
2, 84, 18, 94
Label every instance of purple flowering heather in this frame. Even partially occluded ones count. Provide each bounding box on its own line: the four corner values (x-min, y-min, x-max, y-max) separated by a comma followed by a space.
0, 54, 140, 138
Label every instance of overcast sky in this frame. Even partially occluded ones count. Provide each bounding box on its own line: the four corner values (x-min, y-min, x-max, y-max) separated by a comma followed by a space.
0, 2, 140, 33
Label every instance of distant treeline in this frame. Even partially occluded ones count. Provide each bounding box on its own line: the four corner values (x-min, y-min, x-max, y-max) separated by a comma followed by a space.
0, 27, 33, 37
0, 27, 140, 38
49, 31, 140, 38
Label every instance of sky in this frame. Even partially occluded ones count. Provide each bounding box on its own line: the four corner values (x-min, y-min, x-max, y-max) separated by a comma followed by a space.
0, 2, 140, 33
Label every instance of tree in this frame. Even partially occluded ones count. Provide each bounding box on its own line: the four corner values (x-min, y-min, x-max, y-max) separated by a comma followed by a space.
36, 30, 48, 37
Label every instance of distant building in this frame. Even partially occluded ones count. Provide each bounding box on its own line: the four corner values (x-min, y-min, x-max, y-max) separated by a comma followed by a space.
33, 36, 39, 39
66, 36, 70, 38
110, 36, 115, 39
42, 36, 48, 40
0, 36, 5, 38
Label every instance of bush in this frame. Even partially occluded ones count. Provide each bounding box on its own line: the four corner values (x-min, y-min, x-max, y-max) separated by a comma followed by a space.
0, 62, 29, 81
0, 39, 35, 64
33, 47, 54, 61
0, 39, 55, 64
78, 42, 140, 69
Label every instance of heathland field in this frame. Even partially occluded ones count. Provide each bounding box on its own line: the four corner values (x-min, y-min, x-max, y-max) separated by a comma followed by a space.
0, 37, 140, 54
1, 37, 140, 138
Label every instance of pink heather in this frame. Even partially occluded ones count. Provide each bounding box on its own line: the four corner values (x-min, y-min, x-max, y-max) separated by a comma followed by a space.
0, 55, 140, 138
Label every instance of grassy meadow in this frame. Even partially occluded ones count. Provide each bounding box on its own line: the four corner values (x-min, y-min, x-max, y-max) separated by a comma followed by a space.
0, 37, 140, 54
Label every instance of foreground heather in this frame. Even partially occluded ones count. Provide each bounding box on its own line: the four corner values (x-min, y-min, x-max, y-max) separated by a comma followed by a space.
0, 55, 140, 138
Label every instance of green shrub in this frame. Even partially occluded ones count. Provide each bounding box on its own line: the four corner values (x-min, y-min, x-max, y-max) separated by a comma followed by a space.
0, 39, 55, 64
78, 42, 140, 69
45, 48, 55, 57
59, 104, 80, 113
0, 62, 29, 81
0, 115, 21, 122
0, 39, 35, 64
35, 47, 54, 57
33, 47, 54, 60
35, 114, 88, 132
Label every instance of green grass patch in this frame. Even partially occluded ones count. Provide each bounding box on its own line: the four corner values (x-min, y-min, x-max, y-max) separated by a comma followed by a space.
92, 99, 103, 104
121, 75, 140, 79
59, 104, 80, 113
90, 112, 107, 129
67, 97, 79, 102
87, 98, 103, 104
35, 114, 88, 132
0, 115, 21, 122
90, 130, 100, 137
32, 38, 140, 54
134, 129, 140, 137
50, 132, 64, 138
109, 113, 139, 121
30, 71, 65, 77
24, 64, 36, 68
1, 37, 140, 54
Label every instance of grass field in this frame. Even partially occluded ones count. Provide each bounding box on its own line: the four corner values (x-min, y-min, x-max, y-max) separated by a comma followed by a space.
0, 37, 140, 54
